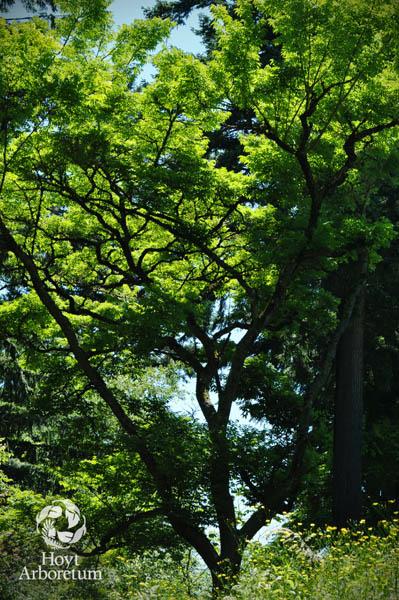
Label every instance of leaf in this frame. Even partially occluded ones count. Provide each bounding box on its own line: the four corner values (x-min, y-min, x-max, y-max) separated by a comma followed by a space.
36, 505, 62, 523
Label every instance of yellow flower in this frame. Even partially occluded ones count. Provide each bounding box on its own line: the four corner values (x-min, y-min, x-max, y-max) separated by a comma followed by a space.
326, 525, 337, 531
359, 519, 366, 524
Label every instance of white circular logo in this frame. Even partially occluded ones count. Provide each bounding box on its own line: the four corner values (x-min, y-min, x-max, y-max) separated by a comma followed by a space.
36, 499, 87, 549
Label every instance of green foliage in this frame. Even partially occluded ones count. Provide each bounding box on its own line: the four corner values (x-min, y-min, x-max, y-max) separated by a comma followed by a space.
1, 480, 398, 600
230, 517, 399, 599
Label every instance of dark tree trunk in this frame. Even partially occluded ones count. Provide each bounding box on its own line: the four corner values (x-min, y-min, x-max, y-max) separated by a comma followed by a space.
333, 286, 365, 526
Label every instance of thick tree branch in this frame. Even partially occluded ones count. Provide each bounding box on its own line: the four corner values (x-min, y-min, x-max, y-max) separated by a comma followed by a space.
76, 508, 163, 556
326, 119, 399, 195
239, 507, 268, 541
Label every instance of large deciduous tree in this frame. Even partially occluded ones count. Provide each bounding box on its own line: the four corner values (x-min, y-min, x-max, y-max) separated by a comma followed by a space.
151, 0, 399, 525
0, 0, 398, 592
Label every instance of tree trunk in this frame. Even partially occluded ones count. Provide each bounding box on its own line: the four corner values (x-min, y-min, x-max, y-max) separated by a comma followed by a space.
333, 286, 365, 526
211, 558, 241, 598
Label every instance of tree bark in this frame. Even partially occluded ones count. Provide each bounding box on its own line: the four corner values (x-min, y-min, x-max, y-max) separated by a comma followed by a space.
333, 285, 365, 525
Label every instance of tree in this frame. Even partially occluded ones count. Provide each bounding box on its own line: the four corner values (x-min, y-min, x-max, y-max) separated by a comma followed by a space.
332, 256, 366, 525
0, 0, 398, 593
362, 176, 399, 506
150, 0, 399, 525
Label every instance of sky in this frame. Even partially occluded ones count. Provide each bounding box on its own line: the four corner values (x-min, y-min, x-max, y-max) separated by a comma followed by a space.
112, 0, 205, 54
0, 0, 206, 54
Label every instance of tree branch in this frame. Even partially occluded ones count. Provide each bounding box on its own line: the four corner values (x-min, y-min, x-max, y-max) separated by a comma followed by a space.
76, 508, 163, 556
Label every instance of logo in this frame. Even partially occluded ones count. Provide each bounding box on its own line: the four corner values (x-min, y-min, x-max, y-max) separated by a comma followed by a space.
36, 499, 87, 549
20, 499, 101, 582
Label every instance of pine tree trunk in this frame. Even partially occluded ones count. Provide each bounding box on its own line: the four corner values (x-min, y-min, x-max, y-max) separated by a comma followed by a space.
333, 286, 365, 526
